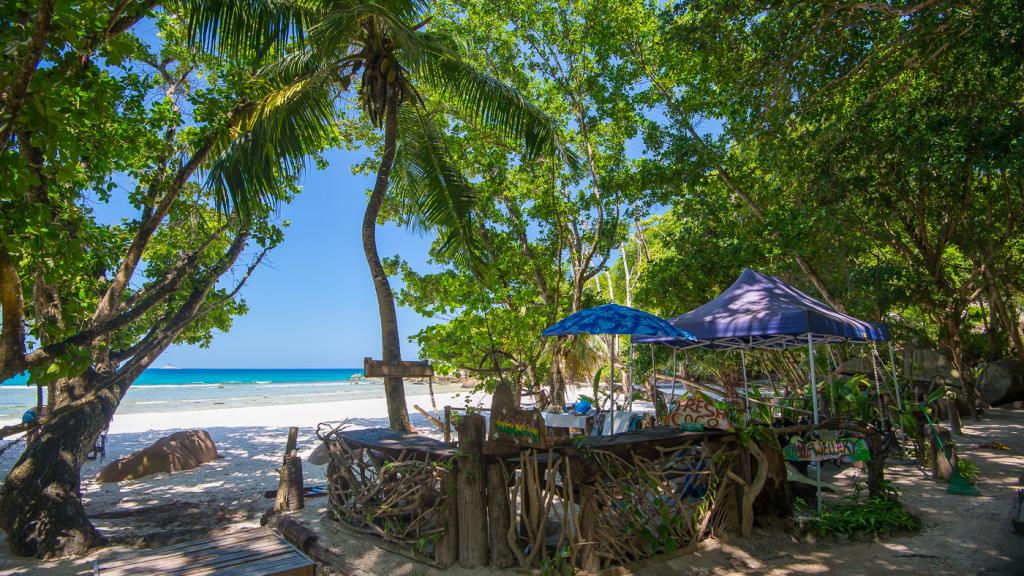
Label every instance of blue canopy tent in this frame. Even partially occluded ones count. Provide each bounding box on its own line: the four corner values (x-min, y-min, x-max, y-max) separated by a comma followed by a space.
633, 268, 889, 349
543, 304, 694, 431
633, 268, 892, 511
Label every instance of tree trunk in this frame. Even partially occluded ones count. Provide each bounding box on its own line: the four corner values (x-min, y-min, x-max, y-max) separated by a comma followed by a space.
937, 310, 978, 417
0, 374, 119, 558
362, 90, 411, 432
0, 228, 250, 559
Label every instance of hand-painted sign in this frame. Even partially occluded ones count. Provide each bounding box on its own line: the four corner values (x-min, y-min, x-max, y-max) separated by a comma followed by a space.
782, 436, 871, 462
491, 407, 547, 447
665, 397, 733, 431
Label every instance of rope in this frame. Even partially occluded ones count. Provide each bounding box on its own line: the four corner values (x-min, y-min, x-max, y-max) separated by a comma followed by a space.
826, 343, 838, 417
870, 341, 889, 427
0, 436, 24, 458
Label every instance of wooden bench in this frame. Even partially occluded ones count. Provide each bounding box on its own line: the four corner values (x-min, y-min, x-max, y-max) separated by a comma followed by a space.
95, 527, 316, 575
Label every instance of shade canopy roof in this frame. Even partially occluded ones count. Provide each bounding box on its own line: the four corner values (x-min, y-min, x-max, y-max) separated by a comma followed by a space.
542, 304, 695, 339
633, 268, 889, 349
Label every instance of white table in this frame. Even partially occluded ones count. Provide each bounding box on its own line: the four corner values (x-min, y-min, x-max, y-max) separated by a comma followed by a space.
601, 409, 655, 436
542, 412, 589, 429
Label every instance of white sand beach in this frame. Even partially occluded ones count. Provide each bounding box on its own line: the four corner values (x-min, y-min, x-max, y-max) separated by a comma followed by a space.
1, 395, 1021, 575
0, 387, 489, 575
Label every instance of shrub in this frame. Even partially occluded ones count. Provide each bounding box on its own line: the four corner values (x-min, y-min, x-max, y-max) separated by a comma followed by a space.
806, 496, 921, 538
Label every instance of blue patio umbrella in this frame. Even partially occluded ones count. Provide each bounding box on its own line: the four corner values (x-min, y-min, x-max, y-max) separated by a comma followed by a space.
543, 304, 693, 431
542, 304, 695, 339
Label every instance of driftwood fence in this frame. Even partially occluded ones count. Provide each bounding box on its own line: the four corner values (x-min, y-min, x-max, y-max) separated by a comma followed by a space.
317, 417, 778, 572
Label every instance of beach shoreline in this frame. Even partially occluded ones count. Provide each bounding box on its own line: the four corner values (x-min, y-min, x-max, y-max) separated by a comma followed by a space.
102, 384, 483, 435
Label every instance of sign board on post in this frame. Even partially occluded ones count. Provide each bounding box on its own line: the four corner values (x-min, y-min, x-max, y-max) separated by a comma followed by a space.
782, 435, 871, 462
489, 406, 547, 448
363, 357, 435, 378
665, 396, 734, 431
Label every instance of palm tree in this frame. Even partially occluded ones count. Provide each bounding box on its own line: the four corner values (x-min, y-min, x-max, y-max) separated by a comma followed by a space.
187, 0, 573, 430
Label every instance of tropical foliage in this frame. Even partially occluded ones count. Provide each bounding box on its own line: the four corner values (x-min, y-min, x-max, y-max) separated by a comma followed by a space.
186, 0, 572, 430
0, 0, 1021, 560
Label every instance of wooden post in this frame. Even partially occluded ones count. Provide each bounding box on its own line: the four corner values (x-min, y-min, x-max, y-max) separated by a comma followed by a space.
275, 427, 304, 512
866, 432, 886, 496
947, 397, 963, 435
285, 426, 298, 455
486, 461, 515, 568
578, 484, 599, 573
435, 470, 459, 568
929, 427, 956, 481
444, 406, 452, 444
456, 414, 488, 568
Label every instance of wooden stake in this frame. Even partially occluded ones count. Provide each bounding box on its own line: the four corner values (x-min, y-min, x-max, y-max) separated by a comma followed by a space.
435, 471, 459, 568
275, 426, 304, 512
456, 414, 488, 568
487, 461, 515, 568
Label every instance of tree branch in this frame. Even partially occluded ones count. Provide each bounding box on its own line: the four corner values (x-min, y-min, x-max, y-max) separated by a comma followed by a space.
0, 0, 55, 151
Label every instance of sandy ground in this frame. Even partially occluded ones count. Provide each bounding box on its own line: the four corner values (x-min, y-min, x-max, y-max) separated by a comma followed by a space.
0, 388, 487, 575
0, 400, 1020, 575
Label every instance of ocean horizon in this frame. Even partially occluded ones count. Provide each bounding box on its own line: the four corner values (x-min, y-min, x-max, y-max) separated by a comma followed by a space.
0, 368, 412, 423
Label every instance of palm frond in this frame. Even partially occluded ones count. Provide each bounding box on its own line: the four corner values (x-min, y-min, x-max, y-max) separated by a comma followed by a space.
203, 66, 340, 218
390, 105, 485, 273
561, 334, 609, 385
183, 0, 316, 61
413, 35, 580, 169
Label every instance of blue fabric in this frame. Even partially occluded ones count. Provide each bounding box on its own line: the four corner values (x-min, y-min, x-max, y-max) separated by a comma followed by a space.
542, 304, 695, 339
634, 268, 889, 347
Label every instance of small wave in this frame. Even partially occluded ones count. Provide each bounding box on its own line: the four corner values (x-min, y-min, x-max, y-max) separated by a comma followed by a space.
132, 400, 169, 405
132, 383, 223, 389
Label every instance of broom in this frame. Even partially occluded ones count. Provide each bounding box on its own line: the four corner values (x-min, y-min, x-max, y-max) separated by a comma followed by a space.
922, 407, 980, 496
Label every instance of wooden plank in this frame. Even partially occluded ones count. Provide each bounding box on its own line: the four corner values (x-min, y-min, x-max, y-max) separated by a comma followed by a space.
363, 357, 434, 378
98, 528, 267, 567
99, 529, 268, 569
157, 540, 292, 574
97, 528, 314, 576
217, 553, 315, 576
101, 538, 289, 574
337, 428, 456, 459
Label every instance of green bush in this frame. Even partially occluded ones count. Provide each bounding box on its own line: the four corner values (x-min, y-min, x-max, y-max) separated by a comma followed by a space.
806, 496, 920, 538
957, 458, 979, 484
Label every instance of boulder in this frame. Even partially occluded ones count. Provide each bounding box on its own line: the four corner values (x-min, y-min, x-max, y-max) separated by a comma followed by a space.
978, 359, 1024, 407
96, 429, 218, 483
308, 442, 330, 466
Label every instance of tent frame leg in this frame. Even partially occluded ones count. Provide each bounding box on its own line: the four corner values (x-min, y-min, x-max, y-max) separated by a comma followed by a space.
807, 333, 822, 514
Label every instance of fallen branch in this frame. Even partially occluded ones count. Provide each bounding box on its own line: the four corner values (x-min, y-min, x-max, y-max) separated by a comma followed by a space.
412, 404, 444, 432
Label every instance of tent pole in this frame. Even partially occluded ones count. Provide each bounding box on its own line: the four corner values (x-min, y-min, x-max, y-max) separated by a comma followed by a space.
741, 348, 750, 421
887, 341, 905, 434
826, 343, 837, 418
807, 332, 822, 513
671, 348, 678, 404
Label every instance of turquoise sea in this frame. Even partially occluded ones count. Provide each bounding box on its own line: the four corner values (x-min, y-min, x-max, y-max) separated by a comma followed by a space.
0, 368, 378, 422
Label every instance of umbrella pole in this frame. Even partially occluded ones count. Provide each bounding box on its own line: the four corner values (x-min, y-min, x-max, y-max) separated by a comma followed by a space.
650, 345, 657, 416
628, 340, 634, 412
609, 335, 615, 434
807, 333, 821, 513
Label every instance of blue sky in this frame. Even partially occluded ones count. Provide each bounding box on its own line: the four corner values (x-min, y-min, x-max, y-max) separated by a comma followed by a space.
100, 19, 720, 369
152, 147, 438, 369
146, 117, 720, 369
